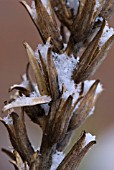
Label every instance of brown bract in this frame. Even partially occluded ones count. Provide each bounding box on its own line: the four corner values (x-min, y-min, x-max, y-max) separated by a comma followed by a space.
1, 0, 114, 170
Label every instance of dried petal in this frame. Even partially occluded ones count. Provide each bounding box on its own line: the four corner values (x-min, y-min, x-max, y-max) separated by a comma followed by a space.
34, 0, 63, 52
10, 112, 34, 164
2, 96, 51, 112
68, 80, 101, 131
24, 42, 49, 95
73, 19, 105, 83
50, 0, 73, 30
49, 95, 73, 145
47, 48, 60, 100
9, 84, 30, 97
57, 131, 96, 170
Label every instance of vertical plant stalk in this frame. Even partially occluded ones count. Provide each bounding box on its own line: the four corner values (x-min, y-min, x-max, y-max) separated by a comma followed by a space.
1, 0, 114, 170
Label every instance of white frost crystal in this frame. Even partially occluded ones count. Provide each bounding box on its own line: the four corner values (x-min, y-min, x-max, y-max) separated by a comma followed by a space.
84, 133, 96, 147
83, 80, 103, 95
50, 151, 65, 170
89, 106, 95, 116
31, 0, 51, 21
36, 43, 103, 106
41, 0, 51, 15
3, 115, 13, 125
31, 0, 38, 21
53, 52, 78, 99
67, 0, 79, 15
94, 0, 100, 12
99, 21, 114, 48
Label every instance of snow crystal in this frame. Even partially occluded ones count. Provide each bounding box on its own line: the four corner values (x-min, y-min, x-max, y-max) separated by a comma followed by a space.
35, 42, 51, 62
94, 0, 100, 12
32, 82, 40, 96
41, 0, 51, 15
36, 43, 103, 106
9, 74, 29, 91
20, 77, 29, 88
83, 80, 103, 95
89, 106, 95, 116
31, 0, 51, 19
32, 145, 40, 152
31, 1, 38, 21
53, 52, 78, 100
99, 21, 114, 48
84, 133, 96, 147
95, 16, 103, 22
36, 43, 78, 103
50, 150, 65, 170
41, 103, 50, 115
67, 0, 79, 15
3, 115, 13, 125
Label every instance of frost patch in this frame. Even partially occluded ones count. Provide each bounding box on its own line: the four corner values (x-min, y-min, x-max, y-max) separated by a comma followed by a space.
83, 80, 103, 95
94, 0, 100, 12
3, 115, 13, 125
89, 106, 95, 116
50, 151, 65, 170
31, 1, 38, 21
67, 0, 79, 15
84, 133, 96, 148
36, 44, 103, 107
99, 21, 114, 48
41, 0, 51, 15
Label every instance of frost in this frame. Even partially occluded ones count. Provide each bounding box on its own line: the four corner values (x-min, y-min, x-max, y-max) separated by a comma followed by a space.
31, 1, 38, 21
94, 0, 100, 12
3, 115, 13, 125
67, 0, 79, 15
41, 0, 51, 15
95, 16, 103, 22
53, 52, 78, 101
89, 106, 95, 116
84, 133, 96, 147
41, 104, 50, 115
36, 43, 78, 104
10, 74, 29, 91
99, 21, 114, 48
35, 42, 51, 62
83, 80, 103, 95
50, 150, 65, 170
31, 0, 51, 20
32, 145, 40, 152
36, 43, 103, 106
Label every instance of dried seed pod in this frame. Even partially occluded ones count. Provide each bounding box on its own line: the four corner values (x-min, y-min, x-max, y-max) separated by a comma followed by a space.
24, 42, 49, 95
68, 80, 101, 131
47, 48, 60, 101
100, 0, 114, 20
57, 131, 96, 170
73, 19, 106, 83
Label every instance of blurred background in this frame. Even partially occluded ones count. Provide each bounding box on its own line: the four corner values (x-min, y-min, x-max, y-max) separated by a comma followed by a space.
0, 0, 114, 169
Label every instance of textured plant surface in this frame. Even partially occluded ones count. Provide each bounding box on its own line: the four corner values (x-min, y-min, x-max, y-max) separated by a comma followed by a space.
0, 0, 114, 170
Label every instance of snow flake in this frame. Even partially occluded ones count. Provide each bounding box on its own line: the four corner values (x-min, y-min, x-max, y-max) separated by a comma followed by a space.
84, 133, 96, 148
99, 21, 114, 48
94, 0, 100, 12
3, 115, 13, 125
50, 150, 65, 170
31, 1, 38, 21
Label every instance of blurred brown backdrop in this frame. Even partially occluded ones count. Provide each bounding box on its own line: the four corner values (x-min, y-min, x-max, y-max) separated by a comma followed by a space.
0, 0, 114, 169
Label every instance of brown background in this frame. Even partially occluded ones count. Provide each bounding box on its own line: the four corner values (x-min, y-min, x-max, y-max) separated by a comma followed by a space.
0, 0, 114, 169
